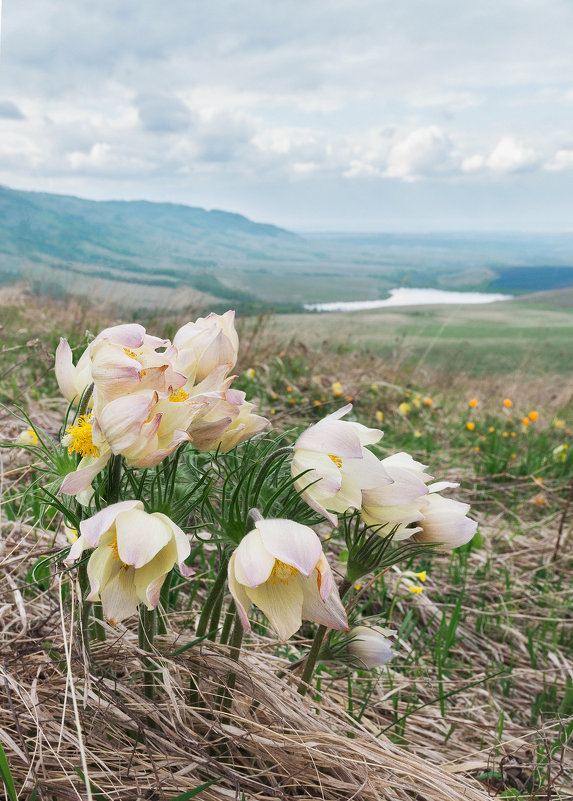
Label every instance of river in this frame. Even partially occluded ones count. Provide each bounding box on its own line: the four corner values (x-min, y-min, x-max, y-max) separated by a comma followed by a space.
303, 287, 513, 312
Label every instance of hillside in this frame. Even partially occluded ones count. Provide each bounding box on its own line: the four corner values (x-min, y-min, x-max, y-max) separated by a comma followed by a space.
2, 185, 573, 310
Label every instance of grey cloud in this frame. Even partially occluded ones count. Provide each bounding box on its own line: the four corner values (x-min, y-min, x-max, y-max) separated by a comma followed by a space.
135, 93, 195, 133
0, 101, 25, 119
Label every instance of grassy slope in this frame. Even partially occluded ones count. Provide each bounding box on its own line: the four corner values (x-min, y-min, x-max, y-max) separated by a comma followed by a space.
0, 292, 571, 800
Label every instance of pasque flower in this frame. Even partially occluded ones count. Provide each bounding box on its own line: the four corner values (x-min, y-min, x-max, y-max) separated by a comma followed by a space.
292, 404, 392, 525
348, 626, 396, 668
361, 452, 477, 549
65, 500, 191, 624
188, 388, 268, 452
169, 310, 239, 385
228, 518, 348, 640
55, 323, 171, 405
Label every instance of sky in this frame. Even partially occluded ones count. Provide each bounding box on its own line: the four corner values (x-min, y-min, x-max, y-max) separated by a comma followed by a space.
1, 0, 573, 231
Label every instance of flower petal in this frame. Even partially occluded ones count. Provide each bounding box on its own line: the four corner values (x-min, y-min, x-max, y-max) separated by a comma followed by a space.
98, 393, 155, 453
151, 512, 191, 565
115, 507, 173, 568
233, 529, 275, 587
133, 539, 179, 609
255, 519, 322, 577
100, 565, 140, 624
228, 552, 252, 632
80, 500, 143, 547
299, 572, 348, 632
55, 338, 78, 403
245, 579, 304, 640
59, 449, 112, 497
86, 537, 117, 600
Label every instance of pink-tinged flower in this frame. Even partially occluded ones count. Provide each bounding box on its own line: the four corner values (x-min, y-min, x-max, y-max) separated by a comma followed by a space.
414, 494, 478, 549
55, 324, 168, 405
65, 501, 191, 624
188, 389, 268, 452
227, 519, 348, 640
291, 404, 392, 525
60, 389, 203, 499
361, 452, 432, 538
348, 626, 396, 668
170, 310, 239, 385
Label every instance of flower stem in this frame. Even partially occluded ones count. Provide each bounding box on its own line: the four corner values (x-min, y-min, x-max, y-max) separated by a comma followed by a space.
78, 561, 92, 656
157, 571, 172, 635
219, 612, 244, 719
138, 607, 157, 701
107, 454, 123, 504
297, 578, 352, 696
195, 553, 229, 639
219, 599, 236, 645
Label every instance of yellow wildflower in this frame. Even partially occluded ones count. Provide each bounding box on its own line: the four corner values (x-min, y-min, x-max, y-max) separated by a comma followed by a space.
398, 402, 411, 416
466, 421, 475, 431
409, 586, 423, 595
245, 367, 255, 379
375, 410, 384, 423
64, 415, 100, 458
489, 427, 495, 433
469, 398, 478, 408
331, 381, 343, 397
528, 410, 539, 422
503, 398, 513, 408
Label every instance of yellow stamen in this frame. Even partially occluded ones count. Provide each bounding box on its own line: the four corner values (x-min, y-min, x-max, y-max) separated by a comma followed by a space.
108, 533, 129, 567
267, 560, 299, 586
328, 454, 343, 468
123, 348, 138, 359
65, 415, 100, 458
169, 388, 189, 403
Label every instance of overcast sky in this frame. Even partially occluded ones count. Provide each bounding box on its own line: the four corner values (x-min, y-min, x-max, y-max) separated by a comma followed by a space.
1, 0, 573, 230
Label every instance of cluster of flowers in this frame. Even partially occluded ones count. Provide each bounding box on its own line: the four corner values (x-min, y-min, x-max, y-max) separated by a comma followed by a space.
57, 312, 267, 500
57, 311, 477, 667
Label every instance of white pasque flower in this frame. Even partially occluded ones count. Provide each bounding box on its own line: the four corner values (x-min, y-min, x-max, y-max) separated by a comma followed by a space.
292, 404, 392, 525
228, 519, 348, 640
188, 388, 268, 452
65, 500, 191, 624
55, 323, 170, 405
361, 451, 477, 549
169, 310, 239, 385
348, 626, 397, 668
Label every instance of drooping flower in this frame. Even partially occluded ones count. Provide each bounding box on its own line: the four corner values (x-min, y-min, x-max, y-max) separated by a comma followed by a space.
413, 494, 478, 549
188, 389, 268, 452
291, 404, 392, 525
55, 324, 169, 405
65, 500, 191, 624
15, 427, 39, 446
169, 310, 239, 386
348, 626, 396, 668
227, 518, 348, 640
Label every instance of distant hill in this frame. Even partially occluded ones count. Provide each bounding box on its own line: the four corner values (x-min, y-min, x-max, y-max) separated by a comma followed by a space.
1, 184, 573, 312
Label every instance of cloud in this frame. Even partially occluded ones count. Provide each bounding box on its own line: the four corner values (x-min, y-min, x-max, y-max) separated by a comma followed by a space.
462, 137, 539, 175
0, 101, 25, 119
384, 127, 459, 181
135, 93, 194, 133
545, 149, 573, 172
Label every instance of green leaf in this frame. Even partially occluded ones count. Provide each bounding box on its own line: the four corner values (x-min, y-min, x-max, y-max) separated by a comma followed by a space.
168, 777, 221, 800
0, 741, 18, 801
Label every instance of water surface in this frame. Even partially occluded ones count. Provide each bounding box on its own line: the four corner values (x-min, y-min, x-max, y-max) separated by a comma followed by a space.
304, 287, 513, 312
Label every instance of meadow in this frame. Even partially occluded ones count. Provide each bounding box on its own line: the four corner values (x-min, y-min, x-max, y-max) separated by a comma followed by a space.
0, 286, 571, 800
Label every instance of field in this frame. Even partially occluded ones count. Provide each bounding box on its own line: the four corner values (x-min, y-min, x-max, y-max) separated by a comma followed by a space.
0, 287, 572, 800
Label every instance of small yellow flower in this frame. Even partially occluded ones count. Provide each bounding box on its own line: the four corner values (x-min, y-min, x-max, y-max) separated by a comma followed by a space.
409, 586, 423, 594
331, 381, 343, 397
533, 494, 547, 507
473, 445, 480, 453
271, 392, 278, 401
245, 367, 255, 379
510, 453, 517, 460
375, 410, 384, 423
510, 431, 516, 438
502, 431, 509, 439
313, 399, 322, 406
469, 398, 478, 408
345, 395, 354, 403
270, 409, 276, 415
522, 417, 530, 427
370, 383, 379, 391
553, 418, 565, 429
489, 427, 495, 433
398, 402, 411, 416
288, 397, 296, 406
414, 430, 422, 438
286, 385, 293, 393
424, 397, 433, 406
405, 392, 411, 399
412, 394, 422, 408
466, 421, 475, 431
415, 570, 427, 582
503, 398, 513, 408
16, 427, 39, 446
528, 410, 539, 422
354, 582, 362, 591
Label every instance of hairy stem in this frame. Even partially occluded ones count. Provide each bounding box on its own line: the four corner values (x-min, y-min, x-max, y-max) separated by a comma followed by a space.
195, 553, 229, 639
